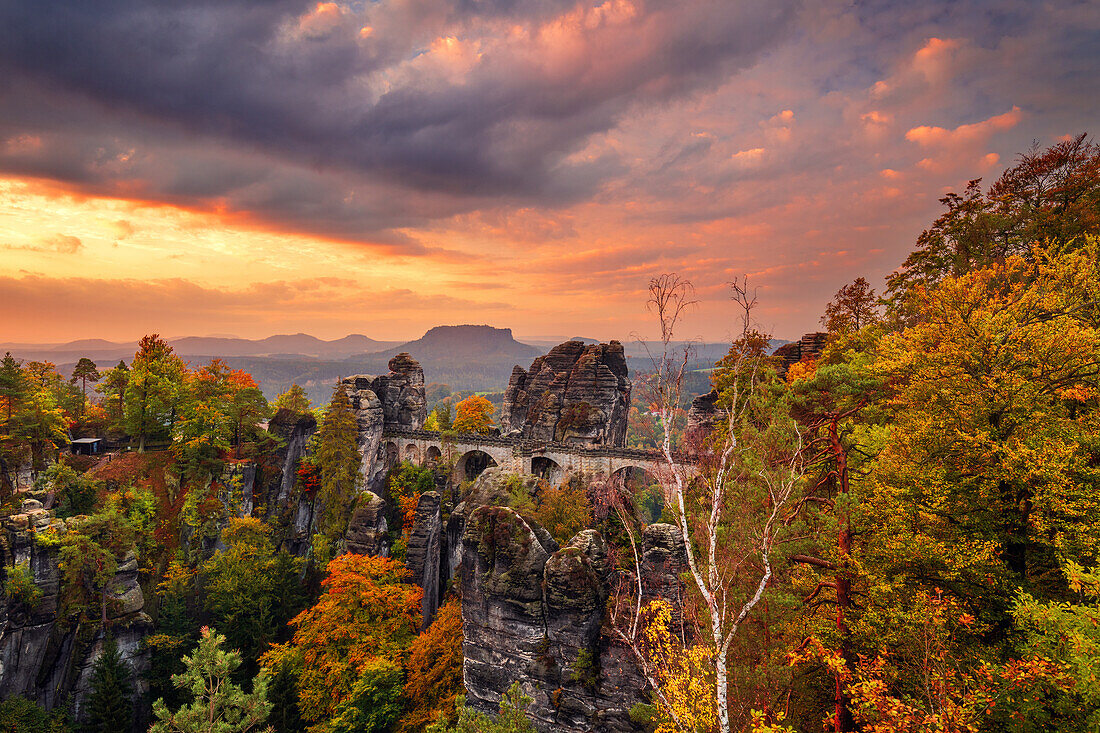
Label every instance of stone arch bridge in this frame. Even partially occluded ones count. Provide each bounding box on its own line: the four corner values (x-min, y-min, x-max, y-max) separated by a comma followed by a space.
380, 427, 689, 484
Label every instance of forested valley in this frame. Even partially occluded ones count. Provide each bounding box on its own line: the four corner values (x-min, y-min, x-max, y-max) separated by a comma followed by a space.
1, 135, 1099, 733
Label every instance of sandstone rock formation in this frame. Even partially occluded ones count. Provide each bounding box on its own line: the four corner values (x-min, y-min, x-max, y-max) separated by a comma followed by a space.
344, 491, 390, 557
460, 503, 686, 732
268, 408, 318, 506
0, 506, 151, 728
341, 352, 428, 490
372, 352, 428, 429
339, 375, 386, 487
404, 491, 443, 629
501, 341, 631, 447
773, 332, 828, 375
685, 389, 720, 444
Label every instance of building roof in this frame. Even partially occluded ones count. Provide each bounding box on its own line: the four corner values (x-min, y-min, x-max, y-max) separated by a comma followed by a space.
71, 438, 103, 444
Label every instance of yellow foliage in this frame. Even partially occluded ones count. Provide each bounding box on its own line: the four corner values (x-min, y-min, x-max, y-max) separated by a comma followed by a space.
641, 601, 718, 733
785, 358, 816, 385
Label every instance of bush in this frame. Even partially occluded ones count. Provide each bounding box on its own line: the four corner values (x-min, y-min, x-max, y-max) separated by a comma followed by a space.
0, 696, 68, 732
5, 564, 42, 608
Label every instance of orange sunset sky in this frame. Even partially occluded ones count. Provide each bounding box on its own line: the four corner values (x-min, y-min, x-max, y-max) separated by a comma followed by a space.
1, 1, 1098, 344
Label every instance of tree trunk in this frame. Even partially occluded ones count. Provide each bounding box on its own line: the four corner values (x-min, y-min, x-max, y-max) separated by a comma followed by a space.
829, 415, 855, 733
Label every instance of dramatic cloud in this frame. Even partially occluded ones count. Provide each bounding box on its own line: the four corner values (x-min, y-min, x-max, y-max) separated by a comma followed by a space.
0, 0, 1097, 342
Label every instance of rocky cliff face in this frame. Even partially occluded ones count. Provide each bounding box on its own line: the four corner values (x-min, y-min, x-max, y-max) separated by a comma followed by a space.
268, 408, 317, 507
0, 500, 151, 729
460, 502, 685, 732
772, 332, 828, 376
501, 341, 631, 447
341, 352, 428, 491
344, 491, 390, 557
404, 491, 442, 629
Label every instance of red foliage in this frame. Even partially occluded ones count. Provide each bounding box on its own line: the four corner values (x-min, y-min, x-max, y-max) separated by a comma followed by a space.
296, 458, 321, 495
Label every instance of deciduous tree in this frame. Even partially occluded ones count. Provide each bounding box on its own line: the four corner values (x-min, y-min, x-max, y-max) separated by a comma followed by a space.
125, 335, 185, 451
613, 274, 805, 733
452, 396, 494, 434
820, 277, 880, 334
262, 554, 421, 733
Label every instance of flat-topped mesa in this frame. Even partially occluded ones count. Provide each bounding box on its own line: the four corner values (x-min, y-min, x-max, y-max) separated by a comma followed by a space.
501, 340, 631, 447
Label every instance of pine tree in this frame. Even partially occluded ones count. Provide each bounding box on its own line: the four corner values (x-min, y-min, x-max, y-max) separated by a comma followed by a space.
84, 635, 133, 733
150, 626, 271, 733
0, 352, 26, 423
313, 385, 361, 541
71, 358, 101, 417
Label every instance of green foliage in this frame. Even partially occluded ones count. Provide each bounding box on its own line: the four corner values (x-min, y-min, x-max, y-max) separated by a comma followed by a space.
5, 563, 41, 608
570, 648, 598, 691
388, 461, 436, 498
507, 478, 593, 545
425, 402, 454, 431
0, 696, 69, 733
273, 384, 311, 415
264, 663, 305, 733
145, 562, 199, 714
150, 626, 271, 733
322, 659, 404, 733
57, 509, 136, 625
1013, 561, 1100, 730
125, 335, 186, 451
313, 385, 361, 541
37, 462, 100, 517
431, 682, 535, 733
202, 518, 305, 675
886, 134, 1100, 314
94, 360, 129, 433
83, 635, 133, 733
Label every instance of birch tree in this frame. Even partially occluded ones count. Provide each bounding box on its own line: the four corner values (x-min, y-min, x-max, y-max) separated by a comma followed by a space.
612, 274, 805, 733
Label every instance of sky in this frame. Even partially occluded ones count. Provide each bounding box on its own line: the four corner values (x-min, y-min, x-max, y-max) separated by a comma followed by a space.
1, 0, 1098, 345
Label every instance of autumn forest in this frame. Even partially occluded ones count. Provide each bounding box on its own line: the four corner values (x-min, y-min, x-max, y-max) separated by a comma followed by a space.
0, 134, 1097, 733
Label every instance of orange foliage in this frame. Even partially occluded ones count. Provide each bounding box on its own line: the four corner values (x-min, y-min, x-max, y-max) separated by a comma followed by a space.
399, 494, 419, 539
452, 395, 495, 434
785, 358, 816, 384
262, 553, 422, 726
399, 597, 465, 731
90, 451, 182, 550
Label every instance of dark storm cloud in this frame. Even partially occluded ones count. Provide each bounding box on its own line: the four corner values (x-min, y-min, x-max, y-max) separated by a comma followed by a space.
0, 0, 797, 207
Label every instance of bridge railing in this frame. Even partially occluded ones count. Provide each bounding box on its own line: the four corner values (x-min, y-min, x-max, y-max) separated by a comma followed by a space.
380, 426, 690, 463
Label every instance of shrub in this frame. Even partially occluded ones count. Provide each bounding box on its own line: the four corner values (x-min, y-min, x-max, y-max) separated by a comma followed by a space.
5, 564, 42, 608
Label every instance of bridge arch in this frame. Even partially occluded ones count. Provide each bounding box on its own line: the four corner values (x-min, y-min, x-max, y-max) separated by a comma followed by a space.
426, 445, 442, 464
404, 443, 421, 465
455, 449, 498, 482
382, 441, 400, 470
611, 465, 665, 525
531, 456, 563, 485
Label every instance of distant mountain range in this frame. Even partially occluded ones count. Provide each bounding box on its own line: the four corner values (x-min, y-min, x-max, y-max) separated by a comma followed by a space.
0, 333, 402, 363
0, 327, 793, 407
